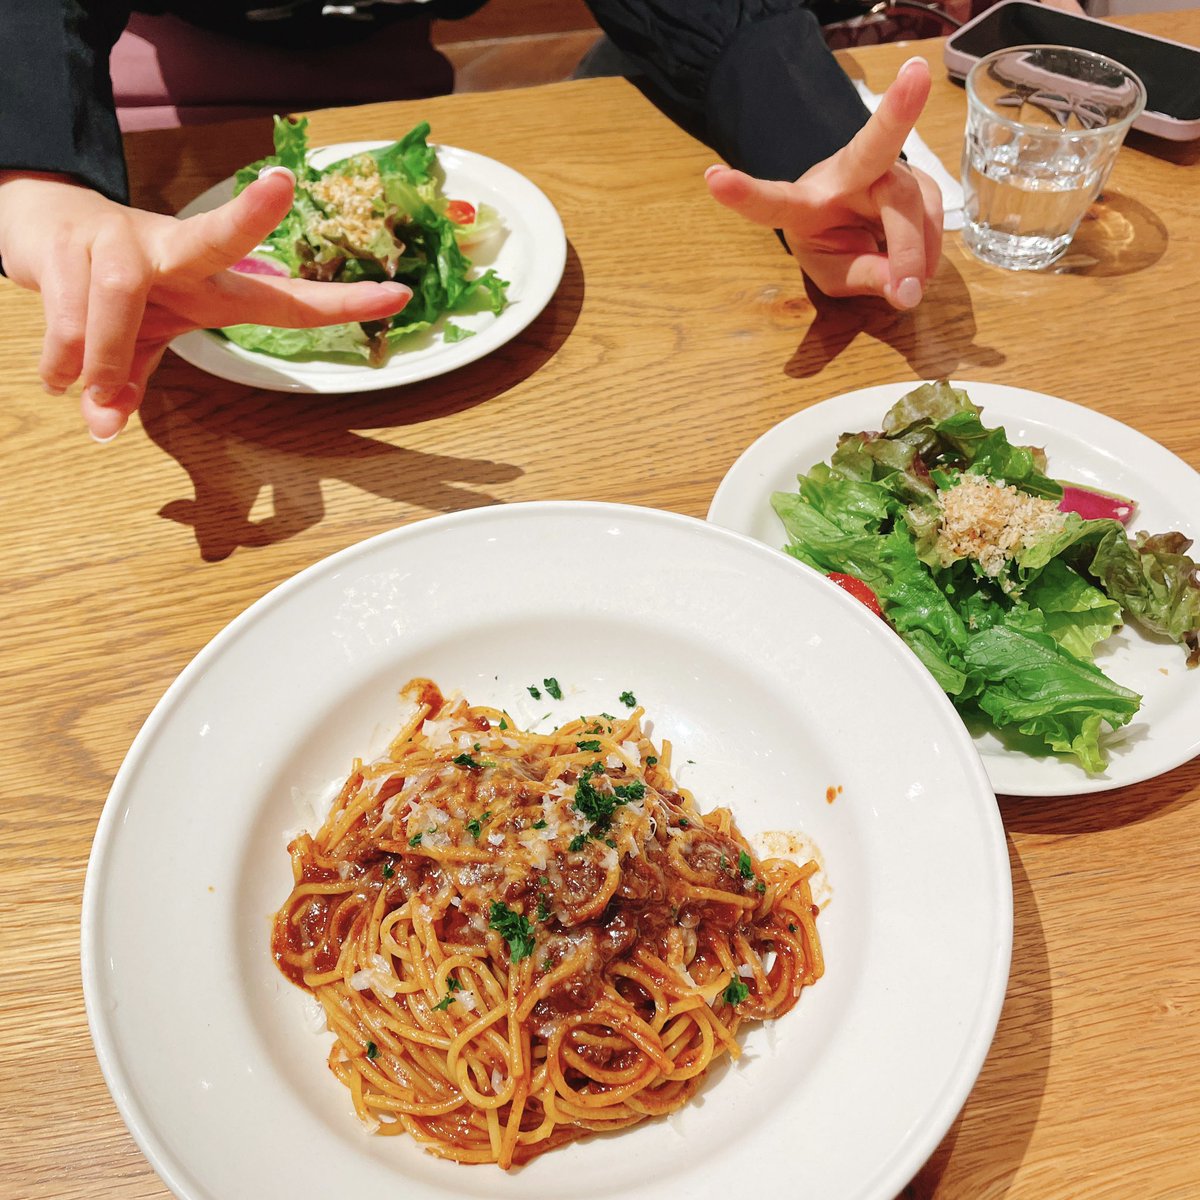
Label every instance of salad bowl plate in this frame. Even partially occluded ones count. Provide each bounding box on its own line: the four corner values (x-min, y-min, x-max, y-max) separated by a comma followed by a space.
171, 141, 567, 393
707, 381, 1200, 798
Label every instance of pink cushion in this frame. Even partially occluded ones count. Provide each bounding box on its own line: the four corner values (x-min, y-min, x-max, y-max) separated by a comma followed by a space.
111, 13, 453, 131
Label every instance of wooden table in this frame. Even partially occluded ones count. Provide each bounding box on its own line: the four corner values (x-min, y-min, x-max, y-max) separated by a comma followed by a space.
2, 12, 1197, 1198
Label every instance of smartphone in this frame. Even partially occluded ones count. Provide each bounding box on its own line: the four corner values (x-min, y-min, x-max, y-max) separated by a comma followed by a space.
944, 0, 1200, 140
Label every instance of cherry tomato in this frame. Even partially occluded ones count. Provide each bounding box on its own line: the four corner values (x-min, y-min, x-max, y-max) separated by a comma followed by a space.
446, 199, 476, 225
827, 573, 885, 618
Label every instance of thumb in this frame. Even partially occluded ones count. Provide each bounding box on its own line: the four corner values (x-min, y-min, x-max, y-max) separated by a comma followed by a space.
162, 166, 299, 278
706, 165, 818, 232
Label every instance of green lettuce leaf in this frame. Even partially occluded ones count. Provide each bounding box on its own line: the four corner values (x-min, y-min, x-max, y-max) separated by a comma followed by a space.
1019, 558, 1123, 662
963, 622, 1140, 774
221, 321, 371, 360
1085, 528, 1200, 664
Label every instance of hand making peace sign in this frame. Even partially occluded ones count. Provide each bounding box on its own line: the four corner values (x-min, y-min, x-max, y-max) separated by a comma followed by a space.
705, 56, 944, 311
0, 166, 412, 440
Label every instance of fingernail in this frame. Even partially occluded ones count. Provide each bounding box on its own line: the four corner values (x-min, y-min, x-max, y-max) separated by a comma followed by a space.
42, 382, 66, 396
704, 164, 726, 180
85, 385, 119, 407
900, 55, 928, 72
379, 283, 411, 296
258, 165, 296, 185
895, 276, 924, 309
89, 426, 122, 445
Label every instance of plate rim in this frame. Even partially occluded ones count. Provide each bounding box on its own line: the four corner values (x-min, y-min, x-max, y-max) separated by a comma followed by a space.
169, 140, 567, 393
81, 500, 1011, 1200
705, 379, 1200, 797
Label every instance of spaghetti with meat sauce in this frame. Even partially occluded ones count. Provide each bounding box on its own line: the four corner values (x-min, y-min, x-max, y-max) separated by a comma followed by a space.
272, 679, 824, 1167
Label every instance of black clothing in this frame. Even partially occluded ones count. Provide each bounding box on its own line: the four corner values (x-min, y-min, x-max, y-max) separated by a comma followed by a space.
582, 1, 870, 179
0, 0, 484, 203
0, 1, 869, 210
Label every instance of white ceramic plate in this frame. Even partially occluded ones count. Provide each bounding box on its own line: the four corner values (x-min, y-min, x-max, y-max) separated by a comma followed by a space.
171, 142, 567, 392
82, 502, 1009, 1200
707, 381, 1200, 797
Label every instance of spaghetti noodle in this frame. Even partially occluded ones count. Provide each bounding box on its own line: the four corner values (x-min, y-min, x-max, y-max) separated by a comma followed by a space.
272, 679, 824, 1168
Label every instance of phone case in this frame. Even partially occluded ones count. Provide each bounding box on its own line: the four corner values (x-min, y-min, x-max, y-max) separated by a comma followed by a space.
943, 0, 1200, 141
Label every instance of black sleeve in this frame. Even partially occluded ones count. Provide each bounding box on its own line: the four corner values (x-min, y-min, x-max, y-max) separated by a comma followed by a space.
583, 0, 870, 181
0, 1, 132, 203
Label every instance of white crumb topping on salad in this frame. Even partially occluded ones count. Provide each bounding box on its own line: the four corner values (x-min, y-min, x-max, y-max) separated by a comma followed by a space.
937, 474, 1067, 577
310, 155, 389, 248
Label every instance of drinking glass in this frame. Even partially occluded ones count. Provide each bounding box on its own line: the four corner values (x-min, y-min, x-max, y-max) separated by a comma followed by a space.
961, 44, 1146, 271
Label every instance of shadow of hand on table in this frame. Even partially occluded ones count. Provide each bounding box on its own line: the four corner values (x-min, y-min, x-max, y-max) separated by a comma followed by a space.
784, 256, 1005, 382
140, 245, 584, 562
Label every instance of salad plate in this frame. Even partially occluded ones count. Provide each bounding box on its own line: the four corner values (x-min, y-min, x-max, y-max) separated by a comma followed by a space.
171, 140, 567, 392
707, 381, 1200, 797
83, 502, 1009, 1200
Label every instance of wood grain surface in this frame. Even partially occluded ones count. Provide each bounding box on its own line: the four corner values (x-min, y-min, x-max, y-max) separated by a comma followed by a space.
1, 15, 1197, 1199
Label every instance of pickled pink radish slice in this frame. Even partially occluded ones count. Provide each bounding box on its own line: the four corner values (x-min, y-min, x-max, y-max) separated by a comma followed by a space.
231, 254, 290, 277
1058, 483, 1136, 525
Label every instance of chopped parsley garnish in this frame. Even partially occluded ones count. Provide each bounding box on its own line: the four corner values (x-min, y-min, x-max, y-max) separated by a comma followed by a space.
453, 752, 486, 771
544, 677, 563, 700
382, 862, 395, 878
488, 901, 535, 962
568, 833, 588, 853
473, 742, 481, 751
756, 881, 767, 895
536, 894, 552, 922
678, 818, 689, 829
646, 755, 657, 766
499, 718, 508, 730
543, 957, 555, 971
527, 685, 542, 700
432, 994, 454, 1011
366, 1041, 379, 1059
576, 739, 601, 752
719, 854, 728, 871
788, 923, 798, 932
465, 811, 492, 839
738, 851, 754, 880
604, 838, 618, 849
531, 819, 548, 830
573, 762, 643, 832
619, 690, 637, 707
722, 979, 749, 1006
408, 833, 423, 847
447, 976, 462, 993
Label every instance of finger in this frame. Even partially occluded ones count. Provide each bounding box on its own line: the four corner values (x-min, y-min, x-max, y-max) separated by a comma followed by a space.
839, 56, 932, 191
192, 271, 412, 330
161, 166, 298, 278
705, 165, 818, 233
37, 239, 91, 393
81, 236, 150, 403
128, 341, 170, 396
872, 169, 928, 309
799, 248, 892, 301
916, 170, 944, 283
86, 339, 172, 441
80, 381, 139, 443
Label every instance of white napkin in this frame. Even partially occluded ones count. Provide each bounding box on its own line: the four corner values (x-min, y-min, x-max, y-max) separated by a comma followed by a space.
853, 79, 965, 231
